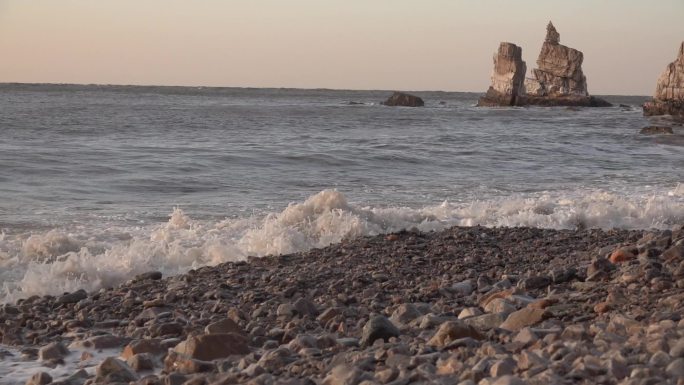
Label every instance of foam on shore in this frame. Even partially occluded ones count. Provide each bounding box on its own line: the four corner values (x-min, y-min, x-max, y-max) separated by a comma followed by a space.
1, 187, 682, 303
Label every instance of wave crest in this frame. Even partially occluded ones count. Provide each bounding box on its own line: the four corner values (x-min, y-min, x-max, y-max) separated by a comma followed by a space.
1, 187, 682, 302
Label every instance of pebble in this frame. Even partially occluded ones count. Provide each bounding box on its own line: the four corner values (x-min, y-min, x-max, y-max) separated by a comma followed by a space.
127, 352, 156, 372
666, 358, 684, 377
669, 339, 684, 358
428, 321, 483, 347
499, 308, 545, 332
483, 298, 516, 315
452, 280, 474, 296
360, 315, 399, 347
205, 318, 244, 335
173, 333, 249, 361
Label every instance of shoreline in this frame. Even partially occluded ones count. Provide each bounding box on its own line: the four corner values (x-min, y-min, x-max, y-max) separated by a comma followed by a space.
2, 224, 684, 384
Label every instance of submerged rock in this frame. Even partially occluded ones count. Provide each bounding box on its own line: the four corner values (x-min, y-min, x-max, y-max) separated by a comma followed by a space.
643, 42, 684, 122
479, 22, 610, 107
640, 126, 674, 135
382, 91, 424, 107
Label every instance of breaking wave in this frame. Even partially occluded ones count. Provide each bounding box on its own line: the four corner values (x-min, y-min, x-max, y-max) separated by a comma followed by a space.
1, 187, 682, 303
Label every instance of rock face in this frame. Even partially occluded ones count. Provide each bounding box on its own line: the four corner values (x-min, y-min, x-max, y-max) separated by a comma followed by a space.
643, 42, 684, 122
477, 42, 527, 107
532, 21, 587, 96
382, 92, 424, 107
478, 22, 611, 107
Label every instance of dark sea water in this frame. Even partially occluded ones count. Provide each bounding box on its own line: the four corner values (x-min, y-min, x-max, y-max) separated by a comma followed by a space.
0, 83, 682, 302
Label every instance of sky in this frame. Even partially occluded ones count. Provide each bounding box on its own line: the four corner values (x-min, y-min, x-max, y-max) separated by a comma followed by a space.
0, 0, 682, 95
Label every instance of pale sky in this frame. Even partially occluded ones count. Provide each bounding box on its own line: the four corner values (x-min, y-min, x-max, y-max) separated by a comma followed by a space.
0, 0, 682, 95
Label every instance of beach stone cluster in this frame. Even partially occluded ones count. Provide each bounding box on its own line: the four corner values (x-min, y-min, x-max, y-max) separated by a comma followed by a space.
2, 224, 684, 385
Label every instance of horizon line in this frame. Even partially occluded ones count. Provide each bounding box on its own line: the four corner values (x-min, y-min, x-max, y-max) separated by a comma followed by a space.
0, 81, 651, 98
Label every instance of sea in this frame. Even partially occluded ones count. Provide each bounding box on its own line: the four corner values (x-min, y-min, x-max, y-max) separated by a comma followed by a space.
0, 83, 682, 304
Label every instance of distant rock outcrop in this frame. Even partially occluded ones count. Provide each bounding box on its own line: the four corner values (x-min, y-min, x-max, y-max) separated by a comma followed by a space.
478, 22, 611, 107
529, 21, 588, 97
643, 42, 684, 122
382, 92, 424, 107
477, 42, 527, 107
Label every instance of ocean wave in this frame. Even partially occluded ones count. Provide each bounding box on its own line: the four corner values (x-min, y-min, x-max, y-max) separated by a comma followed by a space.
1, 187, 682, 303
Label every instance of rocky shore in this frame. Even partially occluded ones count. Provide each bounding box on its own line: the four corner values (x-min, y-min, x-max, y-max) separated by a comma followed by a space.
2, 224, 684, 385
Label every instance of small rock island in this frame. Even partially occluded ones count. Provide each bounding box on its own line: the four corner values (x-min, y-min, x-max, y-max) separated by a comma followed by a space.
478, 22, 611, 107
643, 42, 684, 122
382, 92, 425, 107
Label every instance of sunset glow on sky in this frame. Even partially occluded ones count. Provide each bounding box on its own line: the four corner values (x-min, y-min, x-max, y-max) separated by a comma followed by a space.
1, 0, 682, 94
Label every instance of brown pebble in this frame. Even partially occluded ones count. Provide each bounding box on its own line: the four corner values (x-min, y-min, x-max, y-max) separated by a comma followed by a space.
593, 302, 612, 314
609, 247, 636, 264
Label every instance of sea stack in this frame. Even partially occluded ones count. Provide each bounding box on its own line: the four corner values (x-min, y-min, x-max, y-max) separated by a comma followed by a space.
643, 42, 684, 122
478, 22, 611, 107
477, 42, 527, 107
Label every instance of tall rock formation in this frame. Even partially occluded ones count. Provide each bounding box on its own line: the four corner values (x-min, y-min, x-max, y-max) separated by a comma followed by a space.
478, 22, 610, 107
643, 42, 684, 122
529, 21, 588, 96
477, 43, 527, 107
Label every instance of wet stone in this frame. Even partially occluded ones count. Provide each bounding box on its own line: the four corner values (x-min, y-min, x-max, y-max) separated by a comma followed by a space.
25, 372, 52, 385
57, 289, 88, 304
38, 341, 69, 361
127, 353, 156, 372
135, 271, 163, 281
95, 357, 139, 383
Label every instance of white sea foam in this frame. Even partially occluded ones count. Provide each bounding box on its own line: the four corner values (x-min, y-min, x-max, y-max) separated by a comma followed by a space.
0, 188, 682, 303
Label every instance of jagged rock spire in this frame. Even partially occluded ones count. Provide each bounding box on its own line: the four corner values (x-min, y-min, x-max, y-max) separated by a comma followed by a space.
653, 41, 684, 101
643, 41, 684, 121
545, 21, 560, 44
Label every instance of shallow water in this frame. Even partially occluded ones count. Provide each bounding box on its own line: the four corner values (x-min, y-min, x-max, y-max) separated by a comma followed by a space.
0, 84, 682, 302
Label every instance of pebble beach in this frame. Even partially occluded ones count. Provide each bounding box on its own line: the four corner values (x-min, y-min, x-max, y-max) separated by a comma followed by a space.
3, 224, 684, 385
